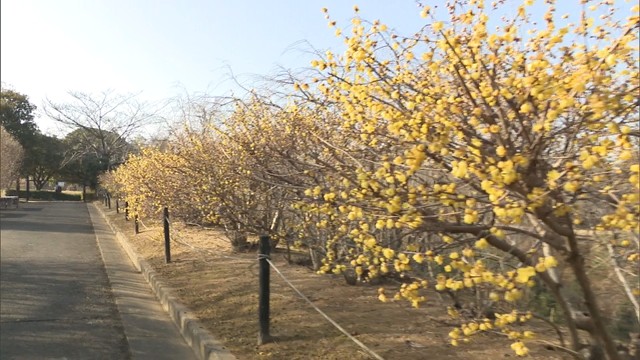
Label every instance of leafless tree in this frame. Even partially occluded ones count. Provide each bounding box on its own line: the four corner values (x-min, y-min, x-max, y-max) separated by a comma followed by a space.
0, 125, 23, 191
44, 90, 160, 170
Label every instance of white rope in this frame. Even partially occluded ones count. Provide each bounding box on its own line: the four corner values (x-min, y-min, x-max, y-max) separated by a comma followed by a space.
129, 213, 383, 358
123, 212, 253, 263
137, 217, 151, 230
265, 258, 385, 360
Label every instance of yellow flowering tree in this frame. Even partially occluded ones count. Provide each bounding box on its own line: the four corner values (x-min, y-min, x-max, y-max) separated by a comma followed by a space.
293, 1, 639, 358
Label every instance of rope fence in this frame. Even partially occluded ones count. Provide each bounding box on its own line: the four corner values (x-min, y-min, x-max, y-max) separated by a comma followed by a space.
265, 256, 385, 360
103, 199, 385, 359
164, 214, 255, 264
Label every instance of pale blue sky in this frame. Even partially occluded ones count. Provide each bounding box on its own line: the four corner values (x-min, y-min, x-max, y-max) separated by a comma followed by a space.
1, 0, 427, 134
1, 0, 632, 135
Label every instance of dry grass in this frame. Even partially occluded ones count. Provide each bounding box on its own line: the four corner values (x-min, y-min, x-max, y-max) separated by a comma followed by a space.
101, 204, 571, 360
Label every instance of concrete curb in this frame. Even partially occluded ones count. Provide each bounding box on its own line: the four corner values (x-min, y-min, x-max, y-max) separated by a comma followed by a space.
94, 204, 236, 360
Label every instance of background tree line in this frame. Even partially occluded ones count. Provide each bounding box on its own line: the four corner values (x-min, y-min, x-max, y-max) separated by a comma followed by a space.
0, 86, 154, 195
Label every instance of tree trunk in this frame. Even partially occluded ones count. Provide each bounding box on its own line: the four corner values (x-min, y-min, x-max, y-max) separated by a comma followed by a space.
566, 231, 621, 360
32, 174, 49, 191
537, 209, 621, 359
33, 179, 45, 191
309, 247, 322, 271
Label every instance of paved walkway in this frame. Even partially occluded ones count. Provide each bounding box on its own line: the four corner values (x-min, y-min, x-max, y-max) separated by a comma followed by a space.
0, 202, 196, 359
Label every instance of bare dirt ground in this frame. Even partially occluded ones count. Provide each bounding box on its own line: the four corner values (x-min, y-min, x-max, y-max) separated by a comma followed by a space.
99, 203, 570, 360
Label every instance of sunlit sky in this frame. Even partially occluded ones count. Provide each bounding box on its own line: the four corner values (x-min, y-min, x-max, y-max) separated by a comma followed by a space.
1, 0, 632, 135
1, 0, 424, 134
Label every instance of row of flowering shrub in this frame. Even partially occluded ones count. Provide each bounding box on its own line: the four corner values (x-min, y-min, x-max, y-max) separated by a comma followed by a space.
101, 2, 640, 357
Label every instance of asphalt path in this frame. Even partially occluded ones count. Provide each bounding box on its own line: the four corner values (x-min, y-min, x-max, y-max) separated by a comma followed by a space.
0, 201, 130, 359
1, 201, 199, 360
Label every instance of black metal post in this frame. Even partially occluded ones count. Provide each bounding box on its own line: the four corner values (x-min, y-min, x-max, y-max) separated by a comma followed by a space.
125, 201, 129, 221
116, 199, 120, 214
258, 235, 272, 345
163, 207, 171, 263
25, 176, 30, 203
107, 194, 111, 209
134, 214, 139, 234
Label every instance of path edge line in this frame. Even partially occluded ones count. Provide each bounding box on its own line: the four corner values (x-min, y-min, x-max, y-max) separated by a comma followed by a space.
92, 203, 236, 360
